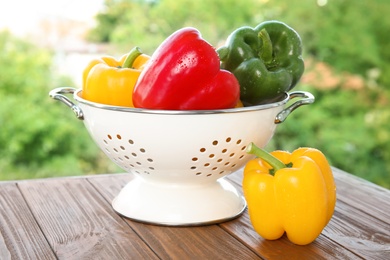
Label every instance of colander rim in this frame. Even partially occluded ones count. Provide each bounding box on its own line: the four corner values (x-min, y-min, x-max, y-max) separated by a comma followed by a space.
73, 88, 289, 115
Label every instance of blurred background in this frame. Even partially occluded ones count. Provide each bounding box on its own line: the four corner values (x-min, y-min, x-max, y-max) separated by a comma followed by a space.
1, 0, 389, 188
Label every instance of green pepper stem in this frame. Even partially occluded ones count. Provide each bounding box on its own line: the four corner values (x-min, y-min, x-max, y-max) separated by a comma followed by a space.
258, 29, 273, 65
246, 142, 286, 172
122, 47, 143, 69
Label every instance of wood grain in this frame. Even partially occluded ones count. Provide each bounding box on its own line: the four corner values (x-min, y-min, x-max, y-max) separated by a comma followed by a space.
222, 170, 363, 259
333, 168, 390, 224
0, 167, 389, 259
323, 200, 390, 260
226, 167, 390, 259
0, 183, 56, 260
89, 174, 262, 260
17, 178, 158, 259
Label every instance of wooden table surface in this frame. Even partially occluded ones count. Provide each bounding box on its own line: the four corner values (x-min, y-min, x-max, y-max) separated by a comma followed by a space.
1, 167, 389, 259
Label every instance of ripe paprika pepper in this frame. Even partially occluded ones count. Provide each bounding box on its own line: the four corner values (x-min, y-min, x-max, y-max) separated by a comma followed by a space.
243, 142, 336, 245
217, 20, 305, 106
82, 47, 150, 107
132, 27, 240, 110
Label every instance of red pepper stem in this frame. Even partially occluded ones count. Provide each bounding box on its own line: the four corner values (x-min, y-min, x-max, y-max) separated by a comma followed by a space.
258, 29, 273, 65
246, 142, 286, 172
122, 47, 143, 69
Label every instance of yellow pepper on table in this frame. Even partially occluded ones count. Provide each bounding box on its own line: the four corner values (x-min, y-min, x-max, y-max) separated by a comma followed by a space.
82, 47, 150, 107
243, 142, 336, 245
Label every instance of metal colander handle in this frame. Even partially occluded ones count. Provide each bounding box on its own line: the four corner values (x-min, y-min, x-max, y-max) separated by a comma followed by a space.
49, 87, 84, 120
49, 87, 314, 122
274, 91, 315, 124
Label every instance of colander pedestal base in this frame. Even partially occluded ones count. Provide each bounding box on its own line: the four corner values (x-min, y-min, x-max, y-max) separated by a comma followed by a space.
112, 176, 246, 226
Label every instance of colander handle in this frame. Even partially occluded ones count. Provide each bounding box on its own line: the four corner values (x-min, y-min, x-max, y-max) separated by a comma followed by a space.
49, 87, 84, 120
275, 91, 315, 124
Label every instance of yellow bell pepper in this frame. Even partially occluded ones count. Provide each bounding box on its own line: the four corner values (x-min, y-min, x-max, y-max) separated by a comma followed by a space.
235, 100, 244, 108
82, 47, 150, 107
243, 142, 336, 245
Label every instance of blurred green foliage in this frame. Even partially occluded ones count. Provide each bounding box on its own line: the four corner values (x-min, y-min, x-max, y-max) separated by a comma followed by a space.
0, 31, 119, 180
88, 0, 390, 187
1, 0, 389, 188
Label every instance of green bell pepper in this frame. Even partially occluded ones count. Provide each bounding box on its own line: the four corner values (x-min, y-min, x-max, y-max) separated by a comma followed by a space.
217, 20, 305, 106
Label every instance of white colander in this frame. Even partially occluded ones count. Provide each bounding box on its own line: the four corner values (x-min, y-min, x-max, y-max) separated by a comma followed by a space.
50, 87, 314, 226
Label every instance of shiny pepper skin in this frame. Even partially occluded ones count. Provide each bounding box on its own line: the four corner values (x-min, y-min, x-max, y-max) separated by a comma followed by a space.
218, 20, 304, 106
133, 27, 240, 110
82, 47, 150, 107
243, 143, 336, 245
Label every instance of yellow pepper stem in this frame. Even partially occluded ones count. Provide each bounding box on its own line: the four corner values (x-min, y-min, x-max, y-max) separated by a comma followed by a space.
122, 47, 143, 69
246, 142, 286, 173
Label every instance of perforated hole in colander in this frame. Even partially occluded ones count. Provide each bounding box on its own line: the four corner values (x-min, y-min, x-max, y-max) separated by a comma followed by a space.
190, 137, 249, 177
102, 134, 155, 175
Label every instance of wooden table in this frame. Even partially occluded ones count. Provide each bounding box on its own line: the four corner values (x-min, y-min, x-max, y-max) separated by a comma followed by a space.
1, 167, 389, 259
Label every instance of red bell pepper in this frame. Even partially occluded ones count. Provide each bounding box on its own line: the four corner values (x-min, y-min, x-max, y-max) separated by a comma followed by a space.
132, 27, 240, 110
